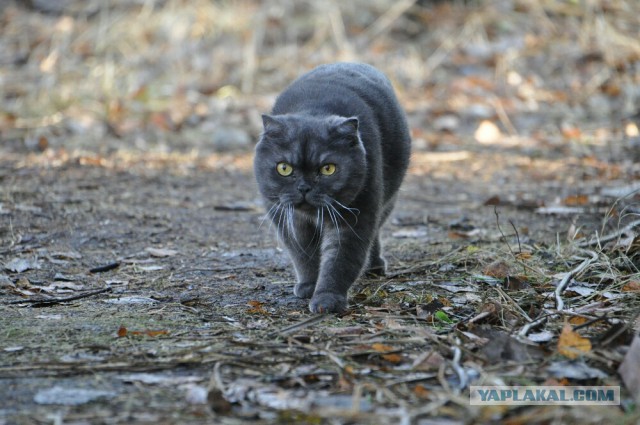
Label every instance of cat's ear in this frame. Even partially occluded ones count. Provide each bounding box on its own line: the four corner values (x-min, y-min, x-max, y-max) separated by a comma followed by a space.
261, 114, 284, 136
331, 117, 362, 148
334, 117, 359, 136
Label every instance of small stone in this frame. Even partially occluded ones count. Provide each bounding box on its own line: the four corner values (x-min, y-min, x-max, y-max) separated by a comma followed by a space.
432, 114, 460, 132
211, 127, 252, 151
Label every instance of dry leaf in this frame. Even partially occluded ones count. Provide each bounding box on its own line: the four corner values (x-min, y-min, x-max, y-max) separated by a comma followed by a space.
145, 330, 169, 337
562, 194, 589, 206
483, 195, 501, 206
413, 384, 430, 399
503, 275, 531, 290
5, 258, 38, 273
543, 378, 571, 386
381, 353, 402, 363
78, 155, 107, 167
568, 316, 589, 325
558, 323, 592, 359
343, 365, 356, 376
483, 260, 510, 278
622, 281, 640, 292
247, 300, 268, 314
569, 316, 589, 326
562, 126, 581, 139
412, 351, 445, 371
117, 326, 169, 337
371, 343, 394, 353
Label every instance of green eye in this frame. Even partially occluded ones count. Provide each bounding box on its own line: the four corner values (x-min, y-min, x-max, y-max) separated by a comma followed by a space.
320, 163, 336, 176
276, 162, 293, 176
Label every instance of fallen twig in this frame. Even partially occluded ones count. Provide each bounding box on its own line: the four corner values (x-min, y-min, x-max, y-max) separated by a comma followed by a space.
266, 314, 329, 338
449, 338, 467, 393
518, 313, 556, 338
89, 262, 120, 273
494, 206, 516, 257
518, 248, 598, 337
576, 218, 640, 248
4, 287, 112, 306
554, 249, 599, 311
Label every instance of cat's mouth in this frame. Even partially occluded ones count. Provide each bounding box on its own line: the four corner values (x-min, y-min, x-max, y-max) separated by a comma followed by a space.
294, 200, 319, 212
292, 195, 325, 212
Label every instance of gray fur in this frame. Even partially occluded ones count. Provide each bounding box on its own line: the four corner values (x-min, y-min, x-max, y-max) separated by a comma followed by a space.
254, 63, 411, 313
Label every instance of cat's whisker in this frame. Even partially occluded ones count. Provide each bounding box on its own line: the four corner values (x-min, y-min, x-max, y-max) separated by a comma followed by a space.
332, 199, 361, 222
280, 204, 294, 248
329, 203, 362, 241
326, 204, 342, 247
287, 204, 308, 255
262, 201, 281, 232
331, 201, 360, 228
286, 205, 294, 239
276, 203, 288, 244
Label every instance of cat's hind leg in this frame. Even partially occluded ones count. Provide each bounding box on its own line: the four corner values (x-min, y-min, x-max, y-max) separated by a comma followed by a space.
366, 197, 397, 276
366, 235, 387, 276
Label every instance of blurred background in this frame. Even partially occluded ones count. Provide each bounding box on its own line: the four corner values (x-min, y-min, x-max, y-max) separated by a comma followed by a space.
1, 0, 640, 169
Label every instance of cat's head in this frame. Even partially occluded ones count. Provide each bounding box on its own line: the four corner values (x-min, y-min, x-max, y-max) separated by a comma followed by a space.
254, 114, 367, 212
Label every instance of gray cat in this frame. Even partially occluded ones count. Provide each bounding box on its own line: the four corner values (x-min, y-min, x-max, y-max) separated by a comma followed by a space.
254, 63, 411, 313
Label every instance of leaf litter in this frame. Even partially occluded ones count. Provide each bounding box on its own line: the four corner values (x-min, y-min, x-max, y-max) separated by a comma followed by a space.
2, 0, 640, 424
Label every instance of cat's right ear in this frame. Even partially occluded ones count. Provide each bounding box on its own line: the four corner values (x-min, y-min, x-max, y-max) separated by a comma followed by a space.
261, 114, 284, 137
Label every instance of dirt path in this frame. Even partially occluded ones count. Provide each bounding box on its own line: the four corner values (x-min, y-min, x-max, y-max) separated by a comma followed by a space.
2, 144, 637, 423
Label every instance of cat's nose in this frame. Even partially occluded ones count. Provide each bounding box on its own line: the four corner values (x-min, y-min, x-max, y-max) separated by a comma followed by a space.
297, 182, 311, 194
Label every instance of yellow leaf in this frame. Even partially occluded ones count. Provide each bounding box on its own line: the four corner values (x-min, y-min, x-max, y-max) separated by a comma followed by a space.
145, 330, 169, 337
563, 194, 589, 206
558, 323, 591, 359
371, 343, 394, 353
568, 316, 588, 325
382, 353, 402, 363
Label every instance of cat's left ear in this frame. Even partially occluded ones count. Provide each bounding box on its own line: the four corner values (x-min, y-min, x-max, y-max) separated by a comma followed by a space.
334, 117, 359, 137
332, 117, 362, 148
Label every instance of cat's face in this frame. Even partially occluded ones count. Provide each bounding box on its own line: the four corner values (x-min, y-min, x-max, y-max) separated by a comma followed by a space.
254, 114, 367, 214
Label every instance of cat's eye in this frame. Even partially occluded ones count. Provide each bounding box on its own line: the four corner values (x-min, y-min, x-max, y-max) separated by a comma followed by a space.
320, 163, 336, 176
276, 162, 293, 176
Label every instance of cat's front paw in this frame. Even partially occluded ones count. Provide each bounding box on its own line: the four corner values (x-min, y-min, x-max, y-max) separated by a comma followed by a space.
294, 281, 315, 299
309, 292, 347, 314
